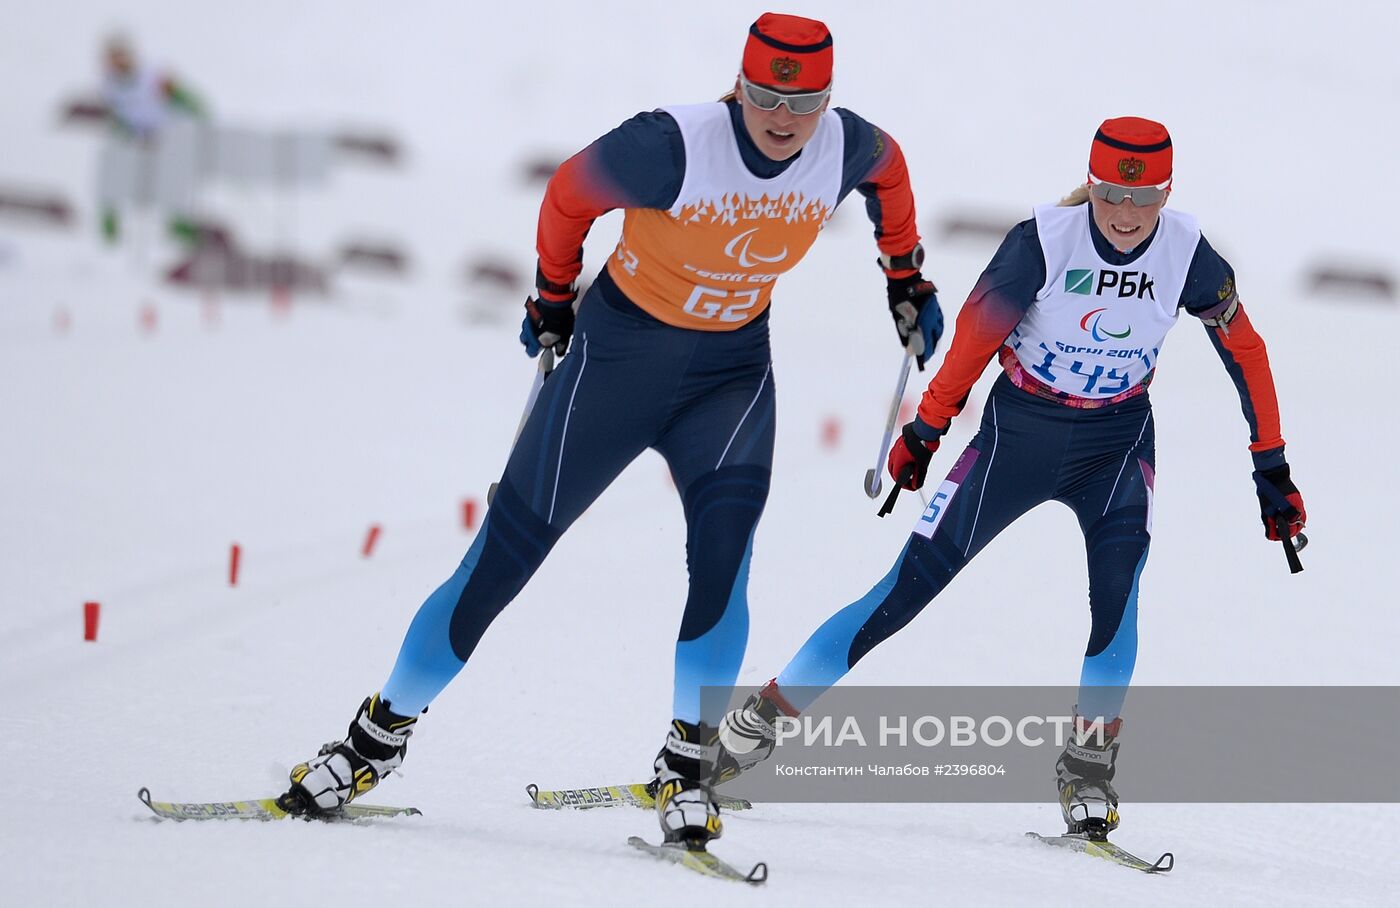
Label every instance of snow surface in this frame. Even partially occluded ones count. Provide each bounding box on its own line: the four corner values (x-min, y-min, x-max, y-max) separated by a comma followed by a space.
3, 1, 1398, 905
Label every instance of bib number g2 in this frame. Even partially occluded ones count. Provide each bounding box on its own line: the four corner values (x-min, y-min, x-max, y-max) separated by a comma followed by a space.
683, 285, 759, 323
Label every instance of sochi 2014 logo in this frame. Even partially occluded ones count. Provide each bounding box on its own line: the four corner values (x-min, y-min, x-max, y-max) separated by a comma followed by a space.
1079, 307, 1132, 341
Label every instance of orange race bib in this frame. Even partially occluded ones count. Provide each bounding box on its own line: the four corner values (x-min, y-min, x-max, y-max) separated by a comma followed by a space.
607, 103, 843, 330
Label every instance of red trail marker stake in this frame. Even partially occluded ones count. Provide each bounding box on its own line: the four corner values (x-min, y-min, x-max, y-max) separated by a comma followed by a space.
462, 498, 479, 531
202, 294, 220, 328
362, 524, 382, 558
229, 543, 241, 586
83, 601, 100, 642
821, 416, 842, 450
271, 287, 292, 317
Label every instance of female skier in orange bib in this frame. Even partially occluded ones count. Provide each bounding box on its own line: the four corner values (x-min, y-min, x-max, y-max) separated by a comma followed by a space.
282, 13, 944, 851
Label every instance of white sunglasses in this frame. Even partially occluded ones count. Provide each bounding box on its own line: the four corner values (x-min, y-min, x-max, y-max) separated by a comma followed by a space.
738, 74, 831, 115
1088, 174, 1170, 205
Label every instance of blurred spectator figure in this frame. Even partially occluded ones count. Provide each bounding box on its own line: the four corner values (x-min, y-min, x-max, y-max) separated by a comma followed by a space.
97, 33, 206, 245
101, 33, 203, 138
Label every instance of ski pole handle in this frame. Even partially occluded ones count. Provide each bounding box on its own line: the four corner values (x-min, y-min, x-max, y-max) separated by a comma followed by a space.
864, 352, 915, 499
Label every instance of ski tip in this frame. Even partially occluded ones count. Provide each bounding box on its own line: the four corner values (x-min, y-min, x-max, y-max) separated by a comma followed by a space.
525, 783, 540, 807
1026, 830, 1174, 874
627, 836, 768, 886
137, 787, 153, 808
863, 468, 881, 499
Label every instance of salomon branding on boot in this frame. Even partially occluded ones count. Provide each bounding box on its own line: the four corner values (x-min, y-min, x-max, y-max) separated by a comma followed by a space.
282, 694, 418, 814
653, 719, 723, 849
715, 678, 798, 784
1055, 713, 1122, 839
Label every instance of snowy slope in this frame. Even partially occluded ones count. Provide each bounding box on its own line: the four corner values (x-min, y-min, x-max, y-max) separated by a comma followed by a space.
3, 1, 1398, 905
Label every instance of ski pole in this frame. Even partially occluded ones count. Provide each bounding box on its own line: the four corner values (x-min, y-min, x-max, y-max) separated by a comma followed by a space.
487, 348, 555, 506
864, 352, 915, 499
878, 464, 914, 517
1274, 516, 1307, 574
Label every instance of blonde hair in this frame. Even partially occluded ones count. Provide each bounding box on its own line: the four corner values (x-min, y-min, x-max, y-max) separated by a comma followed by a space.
719, 89, 738, 103
1059, 184, 1091, 207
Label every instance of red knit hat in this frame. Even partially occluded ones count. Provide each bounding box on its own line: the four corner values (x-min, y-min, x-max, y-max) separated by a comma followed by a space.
1089, 117, 1173, 187
742, 13, 833, 91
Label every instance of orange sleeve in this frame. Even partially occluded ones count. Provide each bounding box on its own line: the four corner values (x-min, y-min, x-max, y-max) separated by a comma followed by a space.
533, 111, 687, 299
1204, 302, 1286, 463
914, 292, 1023, 430
534, 150, 614, 297
839, 111, 923, 278
861, 132, 921, 275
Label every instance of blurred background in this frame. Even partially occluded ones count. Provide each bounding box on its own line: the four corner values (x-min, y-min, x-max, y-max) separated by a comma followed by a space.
3, 2, 1397, 904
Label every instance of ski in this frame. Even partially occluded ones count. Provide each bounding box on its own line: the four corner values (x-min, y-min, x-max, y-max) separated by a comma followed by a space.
137, 787, 422, 822
525, 782, 752, 812
1025, 831, 1173, 873
626, 836, 767, 884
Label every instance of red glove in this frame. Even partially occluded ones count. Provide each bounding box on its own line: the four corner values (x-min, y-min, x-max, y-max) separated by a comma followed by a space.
1254, 464, 1306, 541
888, 421, 942, 490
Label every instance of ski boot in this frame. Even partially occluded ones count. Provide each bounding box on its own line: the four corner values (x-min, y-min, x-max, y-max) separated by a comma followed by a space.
652, 719, 723, 849
280, 693, 418, 815
1055, 713, 1122, 840
715, 678, 799, 784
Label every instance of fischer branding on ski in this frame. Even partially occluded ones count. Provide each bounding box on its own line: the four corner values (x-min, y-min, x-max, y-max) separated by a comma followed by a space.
137, 787, 421, 822
626, 836, 767, 884
525, 782, 752, 812
1026, 831, 1173, 873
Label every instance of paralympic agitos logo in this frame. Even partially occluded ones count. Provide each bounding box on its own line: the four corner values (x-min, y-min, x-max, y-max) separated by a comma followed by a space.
1079, 308, 1131, 341
723, 227, 788, 268
1064, 268, 1156, 301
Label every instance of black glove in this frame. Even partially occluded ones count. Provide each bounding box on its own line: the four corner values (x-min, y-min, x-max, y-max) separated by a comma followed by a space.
887, 273, 944, 370
519, 291, 576, 357
1253, 463, 1307, 542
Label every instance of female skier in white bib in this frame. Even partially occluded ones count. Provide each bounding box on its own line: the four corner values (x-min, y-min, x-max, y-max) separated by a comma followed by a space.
720, 117, 1308, 838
